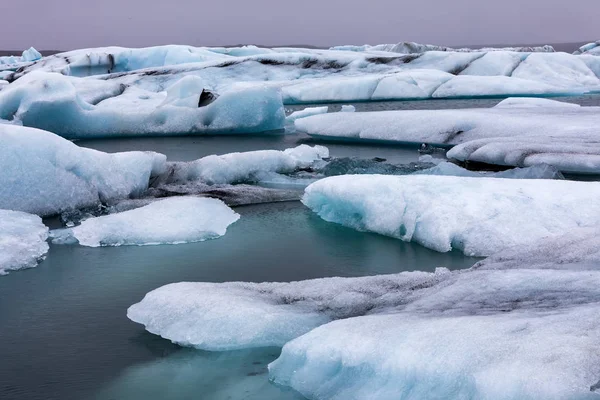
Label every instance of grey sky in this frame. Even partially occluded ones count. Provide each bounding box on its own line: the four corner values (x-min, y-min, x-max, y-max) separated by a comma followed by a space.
2, 0, 599, 50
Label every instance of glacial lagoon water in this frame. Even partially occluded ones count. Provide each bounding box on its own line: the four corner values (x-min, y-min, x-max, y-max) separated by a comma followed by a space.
2, 95, 600, 400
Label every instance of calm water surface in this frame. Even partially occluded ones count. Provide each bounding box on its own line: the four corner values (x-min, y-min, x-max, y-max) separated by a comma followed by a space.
0, 202, 477, 400
4, 95, 592, 400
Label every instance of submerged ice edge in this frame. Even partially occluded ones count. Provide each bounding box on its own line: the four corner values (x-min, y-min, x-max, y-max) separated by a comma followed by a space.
128, 227, 600, 399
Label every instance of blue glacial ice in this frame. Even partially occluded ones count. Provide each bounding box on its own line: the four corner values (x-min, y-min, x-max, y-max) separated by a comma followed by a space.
0, 124, 166, 216
52, 197, 239, 247
302, 175, 600, 256
0, 209, 49, 275
574, 40, 600, 56
0, 71, 285, 138
0, 47, 42, 67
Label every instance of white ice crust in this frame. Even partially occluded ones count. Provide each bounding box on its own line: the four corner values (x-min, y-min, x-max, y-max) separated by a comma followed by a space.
302, 175, 600, 256
58, 197, 239, 247
0, 209, 49, 275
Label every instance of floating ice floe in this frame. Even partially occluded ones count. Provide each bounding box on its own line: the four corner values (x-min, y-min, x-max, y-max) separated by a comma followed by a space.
416, 161, 564, 179
127, 268, 451, 350
0, 124, 166, 216
129, 233, 600, 399
0, 71, 285, 138
0, 209, 49, 275
156, 145, 329, 186
573, 40, 600, 56
297, 98, 600, 174
52, 197, 239, 247
0, 47, 42, 67
270, 272, 600, 400
302, 175, 600, 256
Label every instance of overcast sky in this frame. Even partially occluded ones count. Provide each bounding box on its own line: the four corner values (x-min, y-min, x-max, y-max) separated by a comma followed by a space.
2, 0, 599, 50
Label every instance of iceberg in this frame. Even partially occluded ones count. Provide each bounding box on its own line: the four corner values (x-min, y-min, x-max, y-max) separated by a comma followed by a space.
296, 98, 600, 146
302, 175, 600, 256
0, 124, 166, 216
297, 99, 600, 173
129, 235, 600, 399
127, 268, 451, 350
0, 71, 286, 138
473, 227, 600, 271
0, 47, 42, 67
415, 162, 564, 179
157, 145, 329, 186
52, 197, 239, 247
4, 45, 600, 107
0, 209, 49, 275
574, 41, 600, 56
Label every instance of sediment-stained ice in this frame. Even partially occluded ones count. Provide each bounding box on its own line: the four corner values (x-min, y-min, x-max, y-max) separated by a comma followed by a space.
0, 124, 166, 216
160, 145, 329, 185
127, 269, 451, 350
302, 175, 600, 256
0, 209, 49, 275
129, 251, 600, 399
54, 197, 239, 247
296, 98, 600, 145
285, 106, 329, 123
270, 292, 600, 400
473, 227, 600, 271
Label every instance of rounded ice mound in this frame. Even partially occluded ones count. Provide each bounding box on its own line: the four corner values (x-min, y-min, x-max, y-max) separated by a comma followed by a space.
0, 124, 166, 216
64, 197, 239, 247
0, 210, 49, 275
302, 175, 600, 256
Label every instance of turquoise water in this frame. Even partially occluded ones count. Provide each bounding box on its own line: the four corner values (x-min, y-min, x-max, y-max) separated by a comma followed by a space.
5, 95, 598, 400
0, 202, 477, 400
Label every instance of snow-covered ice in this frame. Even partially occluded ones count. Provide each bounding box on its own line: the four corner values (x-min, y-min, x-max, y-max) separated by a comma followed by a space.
0, 124, 166, 216
0, 209, 49, 275
302, 175, 600, 256
53, 197, 239, 247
